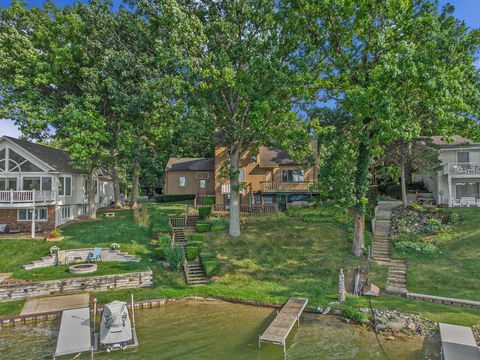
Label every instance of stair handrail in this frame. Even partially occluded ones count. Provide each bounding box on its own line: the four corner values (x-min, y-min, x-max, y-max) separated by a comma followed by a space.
183, 258, 190, 284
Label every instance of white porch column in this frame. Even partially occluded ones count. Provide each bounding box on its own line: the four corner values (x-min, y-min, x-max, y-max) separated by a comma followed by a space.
31, 190, 36, 238
447, 175, 452, 207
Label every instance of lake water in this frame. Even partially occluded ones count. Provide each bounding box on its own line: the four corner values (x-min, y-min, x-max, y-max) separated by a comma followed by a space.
0, 300, 440, 359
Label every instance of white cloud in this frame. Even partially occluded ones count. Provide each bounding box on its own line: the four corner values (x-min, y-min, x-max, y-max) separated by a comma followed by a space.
0, 119, 21, 138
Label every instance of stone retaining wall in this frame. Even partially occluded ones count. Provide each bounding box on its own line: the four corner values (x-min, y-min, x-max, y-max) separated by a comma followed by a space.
22, 248, 140, 270
0, 271, 152, 302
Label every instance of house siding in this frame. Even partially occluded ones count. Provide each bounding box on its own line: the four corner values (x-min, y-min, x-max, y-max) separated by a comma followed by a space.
164, 170, 215, 196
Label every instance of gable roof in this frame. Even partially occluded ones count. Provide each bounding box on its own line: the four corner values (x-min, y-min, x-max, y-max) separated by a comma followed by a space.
258, 146, 296, 167
2, 136, 82, 173
431, 136, 480, 148
165, 158, 214, 172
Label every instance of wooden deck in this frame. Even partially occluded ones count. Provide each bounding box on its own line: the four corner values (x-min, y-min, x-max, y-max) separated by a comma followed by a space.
259, 298, 308, 354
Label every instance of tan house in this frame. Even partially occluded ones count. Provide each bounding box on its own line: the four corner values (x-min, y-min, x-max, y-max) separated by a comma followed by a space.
164, 158, 215, 197
214, 146, 318, 208
164, 143, 318, 208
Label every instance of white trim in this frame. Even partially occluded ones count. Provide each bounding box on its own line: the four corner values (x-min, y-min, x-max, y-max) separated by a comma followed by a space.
58, 175, 72, 197
17, 207, 48, 222
0, 137, 54, 172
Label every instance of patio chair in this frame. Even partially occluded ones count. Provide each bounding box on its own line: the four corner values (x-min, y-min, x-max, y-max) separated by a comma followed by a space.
451, 199, 461, 207
87, 247, 102, 262
461, 197, 476, 207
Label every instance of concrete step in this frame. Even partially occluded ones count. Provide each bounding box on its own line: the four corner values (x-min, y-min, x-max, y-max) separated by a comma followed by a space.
386, 286, 407, 295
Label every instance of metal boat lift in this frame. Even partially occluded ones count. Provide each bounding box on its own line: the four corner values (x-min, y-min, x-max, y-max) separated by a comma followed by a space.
259, 297, 308, 354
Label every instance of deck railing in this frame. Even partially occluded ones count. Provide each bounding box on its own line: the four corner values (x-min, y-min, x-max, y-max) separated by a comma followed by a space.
0, 190, 55, 203
260, 181, 316, 192
169, 217, 186, 228
444, 162, 480, 175
213, 204, 278, 215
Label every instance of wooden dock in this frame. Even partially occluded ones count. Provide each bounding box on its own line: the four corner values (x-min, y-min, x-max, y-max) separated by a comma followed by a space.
259, 298, 308, 354
54, 307, 92, 358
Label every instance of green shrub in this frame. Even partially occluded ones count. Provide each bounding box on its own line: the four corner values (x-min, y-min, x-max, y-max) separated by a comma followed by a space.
211, 224, 226, 231
153, 246, 168, 260
448, 212, 460, 225
187, 233, 203, 243
423, 217, 444, 234
410, 203, 424, 212
186, 246, 200, 261
158, 233, 171, 247
202, 196, 215, 206
394, 241, 438, 255
155, 194, 195, 203
343, 306, 366, 324
152, 221, 172, 236
187, 240, 203, 249
196, 222, 211, 233
165, 247, 185, 270
198, 206, 212, 220
203, 260, 221, 276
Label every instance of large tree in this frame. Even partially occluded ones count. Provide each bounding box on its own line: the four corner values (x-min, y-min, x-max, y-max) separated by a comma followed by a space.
300, 0, 480, 255
184, 0, 313, 237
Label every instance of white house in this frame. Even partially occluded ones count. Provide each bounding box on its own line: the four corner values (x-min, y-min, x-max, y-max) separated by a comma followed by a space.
0, 136, 114, 235
421, 136, 480, 207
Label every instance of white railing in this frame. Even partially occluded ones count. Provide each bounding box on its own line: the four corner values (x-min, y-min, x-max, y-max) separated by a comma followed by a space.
444, 162, 480, 175
0, 190, 55, 203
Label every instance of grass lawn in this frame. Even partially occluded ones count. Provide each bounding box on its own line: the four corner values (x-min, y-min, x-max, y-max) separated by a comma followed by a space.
0, 202, 479, 326
389, 208, 480, 301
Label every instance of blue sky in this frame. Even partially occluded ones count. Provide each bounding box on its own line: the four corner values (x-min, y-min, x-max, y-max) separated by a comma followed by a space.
1, 0, 480, 138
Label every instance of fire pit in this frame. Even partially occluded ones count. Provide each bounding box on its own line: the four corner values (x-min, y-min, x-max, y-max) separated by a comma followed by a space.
69, 263, 97, 275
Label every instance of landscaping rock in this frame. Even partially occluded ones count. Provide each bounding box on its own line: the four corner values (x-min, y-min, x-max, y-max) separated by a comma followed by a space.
386, 319, 405, 332
371, 309, 436, 336
359, 307, 370, 313
331, 309, 343, 315
321, 307, 331, 315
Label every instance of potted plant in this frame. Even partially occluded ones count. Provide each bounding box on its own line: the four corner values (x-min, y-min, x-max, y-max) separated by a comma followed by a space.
46, 228, 64, 242
50, 245, 60, 254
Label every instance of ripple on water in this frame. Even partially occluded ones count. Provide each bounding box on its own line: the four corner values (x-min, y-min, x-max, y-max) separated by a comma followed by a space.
0, 300, 440, 360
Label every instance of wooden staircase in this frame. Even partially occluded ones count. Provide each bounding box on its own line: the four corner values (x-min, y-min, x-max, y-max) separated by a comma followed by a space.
172, 228, 187, 248
185, 260, 208, 285
170, 214, 208, 286
371, 201, 408, 295
186, 215, 200, 229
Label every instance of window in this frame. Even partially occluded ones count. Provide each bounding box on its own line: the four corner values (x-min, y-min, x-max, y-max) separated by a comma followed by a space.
457, 151, 470, 164
282, 170, 304, 182
7, 149, 42, 172
455, 182, 480, 199
60, 206, 71, 220
59, 176, 72, 196
196, 172, 209, 179
41, 177, 52, 191
80, 204, 89, 215
0, 178, 17, 190
179, 176, 186, 187
0, 148, 5, 172
239, 170, 245, 181
199, 180, 206, 188
23, 177, 40, 190
18, 207, 48, 221
95, 179, 98, 195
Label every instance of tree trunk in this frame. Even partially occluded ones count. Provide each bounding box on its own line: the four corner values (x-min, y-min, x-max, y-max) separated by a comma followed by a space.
111, 162, 122, 208
130, 160, 139, 208
352, 141, 372, 256
228, 149, 241, 237
352, 209, 364, 256
88, 167, 97, 220
400, 153, 408, 208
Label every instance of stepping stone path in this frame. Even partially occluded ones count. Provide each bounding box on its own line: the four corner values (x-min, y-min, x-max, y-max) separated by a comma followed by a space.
171, 215, 207, 285
372, 201, 408, 295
